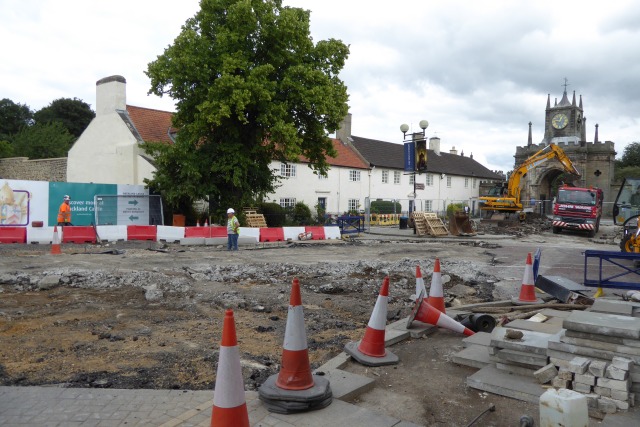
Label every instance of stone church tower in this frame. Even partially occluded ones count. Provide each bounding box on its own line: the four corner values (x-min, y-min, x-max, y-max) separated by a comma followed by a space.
514, 83, 616, 211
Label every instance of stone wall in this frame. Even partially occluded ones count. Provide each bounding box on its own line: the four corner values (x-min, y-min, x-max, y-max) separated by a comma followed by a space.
0, 157, 67, 182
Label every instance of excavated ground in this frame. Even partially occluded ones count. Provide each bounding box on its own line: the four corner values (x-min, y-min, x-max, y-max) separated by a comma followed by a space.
0, 218, 622, 426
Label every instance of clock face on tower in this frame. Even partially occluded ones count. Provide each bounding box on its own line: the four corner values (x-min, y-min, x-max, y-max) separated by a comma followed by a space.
552, 113, 569, 130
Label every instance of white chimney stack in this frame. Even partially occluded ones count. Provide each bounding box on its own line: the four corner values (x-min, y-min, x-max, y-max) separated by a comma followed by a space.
429, 136, 441, 155
96, 75, 126, 116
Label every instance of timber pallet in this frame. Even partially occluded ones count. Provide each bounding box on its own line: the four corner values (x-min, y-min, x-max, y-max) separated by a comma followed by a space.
414, 212, 449, 237
245, 213, 267, 228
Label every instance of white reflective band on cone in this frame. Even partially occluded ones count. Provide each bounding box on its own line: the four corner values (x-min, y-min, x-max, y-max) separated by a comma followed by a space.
282, 305, 307, 351
367, 295, 388, 330
213, 346, 246, 408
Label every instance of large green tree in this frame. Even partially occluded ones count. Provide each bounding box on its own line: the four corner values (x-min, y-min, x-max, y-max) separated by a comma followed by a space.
145, 0, 350, 213
614, 142, 640, 181
11, 122, 75, 159
0, 98, 33, 141
34, 97, 95, 138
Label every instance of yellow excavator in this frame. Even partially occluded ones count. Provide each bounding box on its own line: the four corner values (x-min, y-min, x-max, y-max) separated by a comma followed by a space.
479, 143, 581, 219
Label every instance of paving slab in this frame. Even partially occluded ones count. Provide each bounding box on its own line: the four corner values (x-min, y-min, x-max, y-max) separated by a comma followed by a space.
560, 330, 640, 356
466, 364, 546, 404
548, 334, 640, 365
589, 299, 636, 316
492, 348, 549, 367
490, 327, 556, 356
563, 310, 640, 340
0, 386, 420, 427
451, 344, 492, 369
565, 329, 640, 348
504, 318, 565, 334
461, 331, 492, 348
320, 369, 376, 400
538, 308, 574, 318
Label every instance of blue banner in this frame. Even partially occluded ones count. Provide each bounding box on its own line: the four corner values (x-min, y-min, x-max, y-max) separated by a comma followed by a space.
404, 141, 415, 172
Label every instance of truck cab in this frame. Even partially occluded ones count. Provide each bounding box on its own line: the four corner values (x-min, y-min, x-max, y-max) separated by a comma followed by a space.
552, 186, 603, 237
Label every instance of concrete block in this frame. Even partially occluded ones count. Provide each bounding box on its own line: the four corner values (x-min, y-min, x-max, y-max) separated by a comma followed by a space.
610, 389, 630, 401
574, 373, 596, 386
595, 385, 612, 397
317, 352, 351, 371
573, 382, 593, 394
539, 308, 573, 318
568, 356, 591, 374
611, 356, 633, 371
489, 327, 553, 356
598, 397, 619, 414
533, 363, 558, 384
560, 331, 640, 356
589, 360, 608, 377
179, 237, 205, 246
585, 393, 600, 408
557, 369, 573, 381
552, 377, 571, 389
563, 310, 640, 340
548, 335, 640, 365
606, 365, 629, 381
597, 377, 631, 391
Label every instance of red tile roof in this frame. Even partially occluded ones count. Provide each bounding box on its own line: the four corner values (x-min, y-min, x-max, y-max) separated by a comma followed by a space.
126, 105, 176, 144
125, 105, 368, 170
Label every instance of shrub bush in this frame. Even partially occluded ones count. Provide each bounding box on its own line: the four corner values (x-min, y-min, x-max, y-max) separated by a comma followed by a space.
259, 202, 286, 227
371, 200, 402, 214
291, 201, 312, 225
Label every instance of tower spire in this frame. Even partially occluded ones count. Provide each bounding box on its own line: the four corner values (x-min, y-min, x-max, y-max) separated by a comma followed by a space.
579, 95, 583, 109
572, 90, 576, 106
594, 123, 599, 143
546, 94, 551, 109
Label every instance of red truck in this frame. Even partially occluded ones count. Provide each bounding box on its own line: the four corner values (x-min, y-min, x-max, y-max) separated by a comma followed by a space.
552, 185, 603, 237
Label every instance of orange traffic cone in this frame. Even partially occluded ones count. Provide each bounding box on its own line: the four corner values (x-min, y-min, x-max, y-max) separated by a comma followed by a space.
407, 293, 475, 336
259, 278, 332, 413
512, 252, 543, 305
344, 276, 399, 366
210, 309, 250, 427
276, 277, 313, 390
196, 220, 201, 227
204, 219, 209, 227
51, 226, 62, 255
427, 258, 446, 313
414, 265, 427, 301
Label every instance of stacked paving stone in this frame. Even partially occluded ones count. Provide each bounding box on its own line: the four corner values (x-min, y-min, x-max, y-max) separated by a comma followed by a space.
488, 328, 554, 377
545, 309, 640, 415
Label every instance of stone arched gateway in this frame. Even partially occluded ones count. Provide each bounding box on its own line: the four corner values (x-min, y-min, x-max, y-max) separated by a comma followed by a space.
513, 85, 616, 214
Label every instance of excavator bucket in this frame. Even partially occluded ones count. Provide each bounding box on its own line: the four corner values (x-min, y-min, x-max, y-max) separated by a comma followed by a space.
449, 211, 476, 236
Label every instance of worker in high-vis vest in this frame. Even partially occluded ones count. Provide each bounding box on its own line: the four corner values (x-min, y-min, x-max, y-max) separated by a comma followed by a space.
57, 195, 72, 226
226, 208, 240, 251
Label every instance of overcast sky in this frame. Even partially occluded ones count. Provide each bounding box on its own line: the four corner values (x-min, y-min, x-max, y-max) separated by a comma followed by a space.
1, 0, 639, 173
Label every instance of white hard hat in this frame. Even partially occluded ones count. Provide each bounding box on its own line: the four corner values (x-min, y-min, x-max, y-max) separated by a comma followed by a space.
63, 195, 70, 200
227, 208, 235, 214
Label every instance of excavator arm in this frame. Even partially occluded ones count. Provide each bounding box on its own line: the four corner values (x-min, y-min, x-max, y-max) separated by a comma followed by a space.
480, 143, 581, 213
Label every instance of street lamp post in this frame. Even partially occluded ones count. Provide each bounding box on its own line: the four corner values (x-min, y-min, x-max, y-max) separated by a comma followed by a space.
400, 120, 429, 235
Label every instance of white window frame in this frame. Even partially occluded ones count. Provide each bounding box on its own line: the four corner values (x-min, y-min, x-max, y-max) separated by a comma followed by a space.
382, 170, 389, 184
464, 177, 469, 188
280, 163, 297, 177
425, 200, 433, 211
348, 199, 360, 212
426, 174, 434, 187
349, 170, 361, 182
473, 178, 477, 189
446, 176, 452, 188
393, 170, 401, 185
409, 174, 415, 185
280, 198, 296, 208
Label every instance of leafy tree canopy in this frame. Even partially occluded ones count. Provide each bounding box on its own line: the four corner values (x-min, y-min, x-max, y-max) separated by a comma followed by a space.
0, 98, 33, 141
616, 142, 640, 169
145, 0, 350, 213
34, 97, 95, 138
11, 122, 75, 159
0, 140, 13, 158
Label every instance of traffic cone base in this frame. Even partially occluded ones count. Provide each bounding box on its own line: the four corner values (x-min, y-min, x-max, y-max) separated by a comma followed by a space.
427, 258, 446, 313
512, 253, 543, 305
407, 295, 474, 336
259, 374, 332, 414
344, 340, 399, 366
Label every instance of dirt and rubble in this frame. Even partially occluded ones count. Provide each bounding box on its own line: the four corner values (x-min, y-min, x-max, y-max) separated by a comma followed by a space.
0, 218, 624, 425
